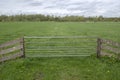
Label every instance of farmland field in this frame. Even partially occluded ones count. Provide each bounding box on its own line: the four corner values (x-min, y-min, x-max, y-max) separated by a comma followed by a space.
0, 22, 120, 80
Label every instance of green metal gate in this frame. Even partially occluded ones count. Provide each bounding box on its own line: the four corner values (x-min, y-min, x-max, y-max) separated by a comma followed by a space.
24, 36, 97, 57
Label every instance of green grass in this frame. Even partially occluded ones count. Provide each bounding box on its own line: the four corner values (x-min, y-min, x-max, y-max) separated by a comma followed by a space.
0, 57, 120, 80
0, 22, 120, 80
0, 22, 120, 43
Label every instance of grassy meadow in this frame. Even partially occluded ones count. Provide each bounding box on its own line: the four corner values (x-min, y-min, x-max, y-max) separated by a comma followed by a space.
0, 22, 120, 80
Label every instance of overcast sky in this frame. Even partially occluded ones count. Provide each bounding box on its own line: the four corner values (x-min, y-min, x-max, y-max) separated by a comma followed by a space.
0, 0, 120, 17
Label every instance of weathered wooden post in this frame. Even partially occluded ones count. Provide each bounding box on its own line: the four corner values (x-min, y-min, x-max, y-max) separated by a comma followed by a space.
20, 37, 25, 58
0, 46, 3, 63
97, 38, 102, 58
23, 37, 25, 58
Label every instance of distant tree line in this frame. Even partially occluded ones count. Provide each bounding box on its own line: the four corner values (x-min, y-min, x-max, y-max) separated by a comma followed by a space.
0, 14, 120, 22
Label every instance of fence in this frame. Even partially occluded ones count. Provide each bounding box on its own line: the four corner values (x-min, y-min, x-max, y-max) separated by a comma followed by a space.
0, 38, 25, 62
97, 38, 120, 58
24, 36, 97, 57
1, 36, 119, 62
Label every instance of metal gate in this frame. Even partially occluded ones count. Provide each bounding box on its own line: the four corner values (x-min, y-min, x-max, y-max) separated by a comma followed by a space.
24, 36, 97, 57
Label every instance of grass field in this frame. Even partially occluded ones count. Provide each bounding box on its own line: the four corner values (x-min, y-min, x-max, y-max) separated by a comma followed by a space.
0, 22, 120, 80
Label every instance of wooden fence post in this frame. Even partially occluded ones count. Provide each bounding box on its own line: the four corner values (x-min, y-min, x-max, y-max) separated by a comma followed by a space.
97, 38, 102, 58
20, 37, 25, 58
23, 37, 25, 58
0, 47, 4, 63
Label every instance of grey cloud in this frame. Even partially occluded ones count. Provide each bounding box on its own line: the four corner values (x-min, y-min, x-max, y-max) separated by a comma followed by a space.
44, 6, 57, 9
0, 0, 120, 17
66, 1, 119, 17
43, 1, 68, 9
67, 2, 99, 11
30, 2, 43, 6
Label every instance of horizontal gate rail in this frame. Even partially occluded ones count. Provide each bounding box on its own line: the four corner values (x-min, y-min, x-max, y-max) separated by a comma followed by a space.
24, 36, 97, 39
26, 54, 91, 58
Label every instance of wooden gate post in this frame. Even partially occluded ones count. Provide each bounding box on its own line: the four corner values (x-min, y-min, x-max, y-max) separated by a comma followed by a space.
20, 37, 25, 58
0, 47, 4, 63
97, 38, 102, 58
